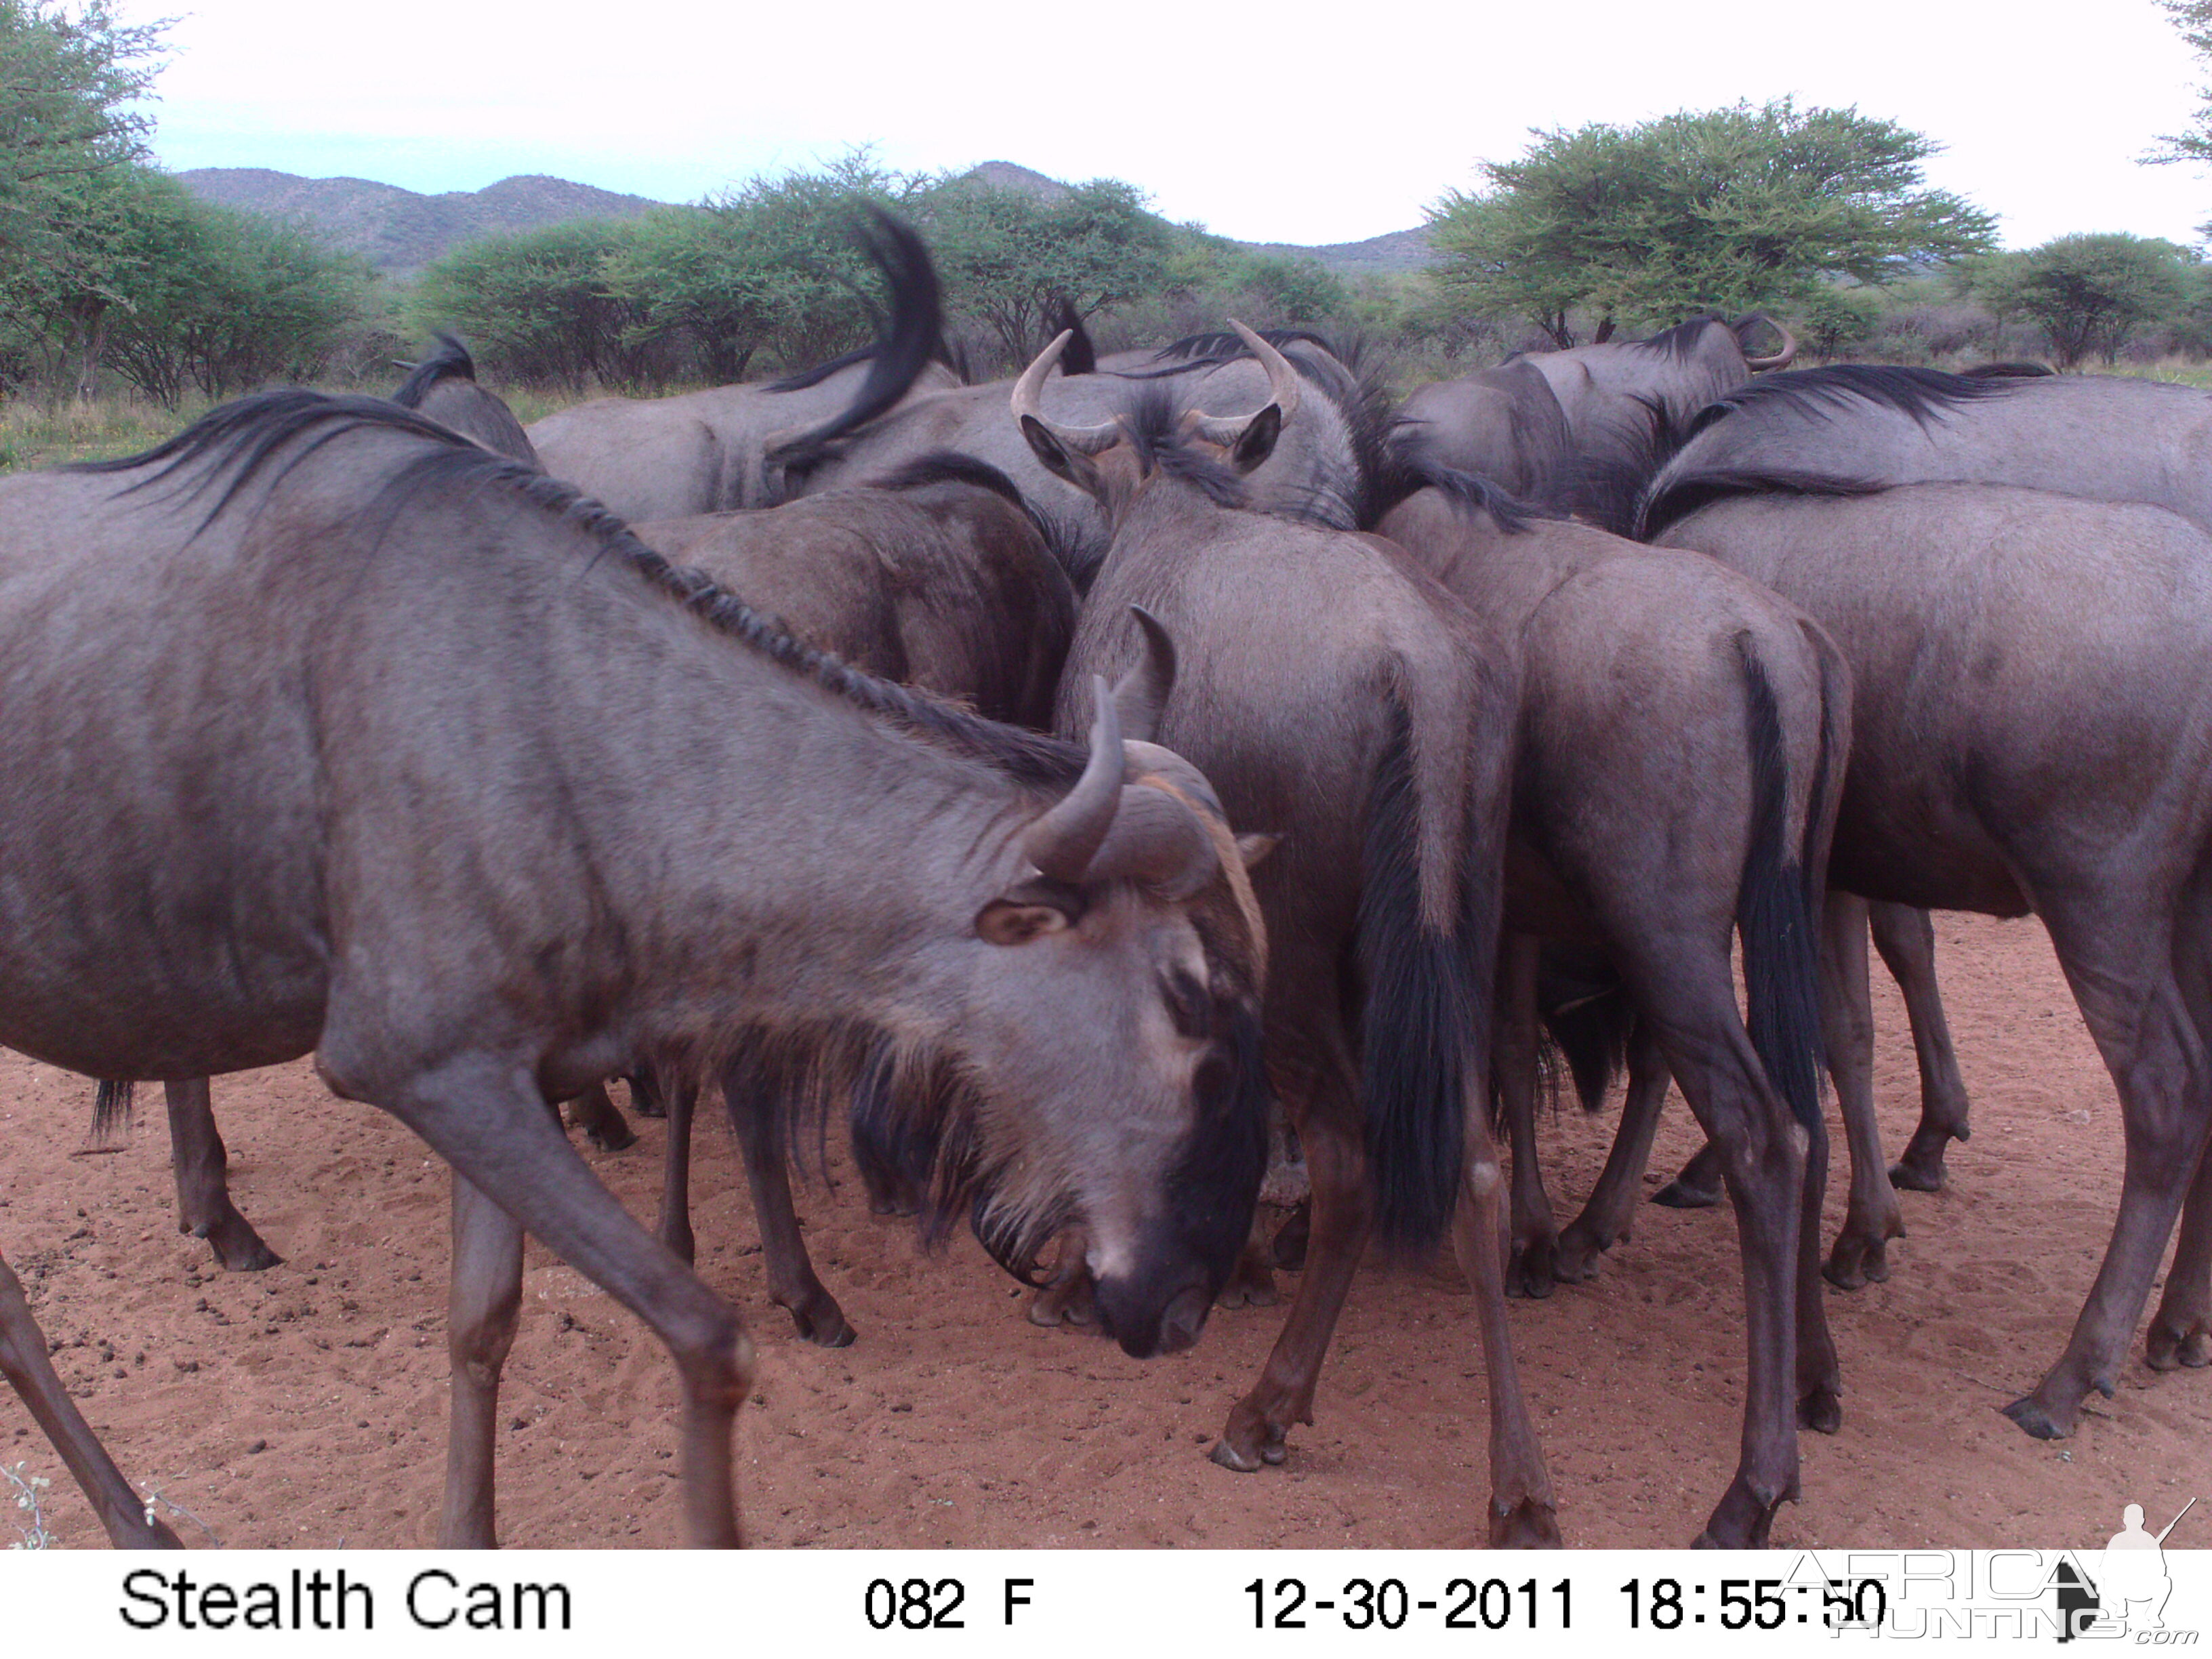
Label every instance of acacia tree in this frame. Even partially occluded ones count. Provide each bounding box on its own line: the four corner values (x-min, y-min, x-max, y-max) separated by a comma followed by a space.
1427, 99, 1996, 346
923, 176, 1174, 368
2153, 0, 2212, 173
1963, 234, 2194, 368
0, 0, 168, 395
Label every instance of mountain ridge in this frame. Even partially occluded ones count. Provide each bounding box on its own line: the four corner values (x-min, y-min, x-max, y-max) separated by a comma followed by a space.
176, 162, 1435, 276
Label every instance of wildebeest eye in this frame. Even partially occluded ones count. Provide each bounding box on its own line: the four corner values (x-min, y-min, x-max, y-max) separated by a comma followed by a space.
1162, 966, 1211, 1040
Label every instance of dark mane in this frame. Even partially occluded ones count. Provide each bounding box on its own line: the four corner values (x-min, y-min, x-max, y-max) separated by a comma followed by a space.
1959, 360, 2055, 380
75, 392, 1085, 791
1123, 384, 1251, 510
1626, 314, 1725, 361
1639, 467, 1890, 541
1381, 453, 1544, 535
1148, 327, 1336, 365
1685, 362, 2031, 441
875, 449, 1027, 508
390, 333, 477, 408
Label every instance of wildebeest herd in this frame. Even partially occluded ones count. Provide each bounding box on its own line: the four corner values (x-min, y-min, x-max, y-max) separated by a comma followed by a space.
2, 209, 2207, 1551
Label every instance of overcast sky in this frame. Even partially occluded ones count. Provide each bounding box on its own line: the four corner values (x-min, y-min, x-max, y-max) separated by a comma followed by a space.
116, 0, 2212, 251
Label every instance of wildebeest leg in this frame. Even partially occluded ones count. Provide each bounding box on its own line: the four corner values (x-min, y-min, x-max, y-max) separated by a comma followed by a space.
563, 1082, 637, 1152
2003, 895, 2209, 1439
724, 1080, 855, 1347
377, 1056, 752, 1547
165, 1078, 281, 1271
2148, 1138, 2212, 1370
1653, 1139, 1725, 1208
0, 1246, 184, 1549
1820, 892, 1906, 1289
1633, 958, 1811, 1549
440, 1173, 523, 1549
1211, 1019, 1367, 1473
657, 1076, 697, 1267
1448, 1112, 1561, 1545
1497, 933, 1559, 1298
1271, 1200, 1310, 1270
1870, 903, 1972, 1191
628, 1070, 668, 1120
1216, 1210, 1281, 1309
1554, 1019, 1670, 1282
2146, 881, 2212, 1374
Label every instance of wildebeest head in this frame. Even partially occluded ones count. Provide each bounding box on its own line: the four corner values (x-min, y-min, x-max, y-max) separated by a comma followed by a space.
1010, 320, 1303, 518
927, 620, 1271, 1359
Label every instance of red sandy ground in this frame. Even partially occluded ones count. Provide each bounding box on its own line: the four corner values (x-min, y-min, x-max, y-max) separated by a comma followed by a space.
1, 912, 2204, 1551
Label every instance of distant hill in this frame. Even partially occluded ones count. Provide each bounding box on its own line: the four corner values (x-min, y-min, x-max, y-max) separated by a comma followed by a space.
179, 163, 1436, 279
176, 169, 663, 273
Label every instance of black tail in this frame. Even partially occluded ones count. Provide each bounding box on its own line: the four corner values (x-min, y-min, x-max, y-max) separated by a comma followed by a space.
92, 1079, 135, 1143
1049, 296, 1097, 376
1735, 637, 1824, 1136
390, 333, 476, 408
764, 208, 943, 473
1359, 703, 1479, 1248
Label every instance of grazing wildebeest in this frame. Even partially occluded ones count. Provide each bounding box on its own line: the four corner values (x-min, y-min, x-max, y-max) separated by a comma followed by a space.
391, 333, 541, 467
526, 211, 956, 522
84, 332, 585, 1270
606, 453, 1080, 1336
0, 391, 1269, 1547
782, 327, 1389, 591
1375, 467, 1848, 1546
1637, 361, 2212, 540
1521, 314, 1796, 453
1646, 477, 2212, 1433
1391, 360, 1572, 502
1014, 324, 1559, 1544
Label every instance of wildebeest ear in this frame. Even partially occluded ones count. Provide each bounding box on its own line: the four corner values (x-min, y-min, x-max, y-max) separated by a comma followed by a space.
1229, 404, 1282, 474
975, 877, 1088, 946
1236, 832, 1281, 870
1021, 414, 1107, 499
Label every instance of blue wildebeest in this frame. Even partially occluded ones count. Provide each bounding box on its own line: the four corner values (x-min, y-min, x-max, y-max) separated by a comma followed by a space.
777, 326, 1392, 592
1391, 359, 1573, 504
1012, 324, 1560, 1545
1375, 465, 1848, 1547
0, 392, 1269, 1547
1645, 475, 2212, 1433
391, 333, 542, 467
526, 211, 957, 523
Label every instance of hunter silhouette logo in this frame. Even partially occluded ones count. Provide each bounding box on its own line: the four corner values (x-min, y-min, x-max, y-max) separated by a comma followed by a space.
2057, 1497, 2198, 1641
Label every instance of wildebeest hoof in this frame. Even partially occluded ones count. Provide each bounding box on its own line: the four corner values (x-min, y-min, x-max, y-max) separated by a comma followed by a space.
1652, 1153, 1724, 1209
1822, 1227, 1896, 1290
1270, 1202, 1310, 1271
1549, 1224, 1608, 1284
1026, 1272, 1096, 1329
1216, 1254, 1278, 1309
199, 1212, 283, 1273
1208, 1438, 1264, 1473
1695, 1481, 1789, 1549
2146, 1318, 2211, 1370
1999, 1394, 2076, 1439
1799, 1384, 1843, 1435
626, 1076, 667, 1119
1507, 1238, 1557, 1299
787, 1296, 857, 1348
1488, 1498, 1563, 1549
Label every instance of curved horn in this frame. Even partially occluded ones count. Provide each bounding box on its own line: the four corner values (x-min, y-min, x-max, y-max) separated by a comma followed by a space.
1023, 675, 1124, 880
1082, 783, 1219, 899
1187, 319, 1303, 446
1111, 606, 1176, 743
1744, 319, 1797, 372
1011, 329, 1120, 456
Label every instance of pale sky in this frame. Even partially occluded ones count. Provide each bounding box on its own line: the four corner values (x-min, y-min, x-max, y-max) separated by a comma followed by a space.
116, 0, 2212, 251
